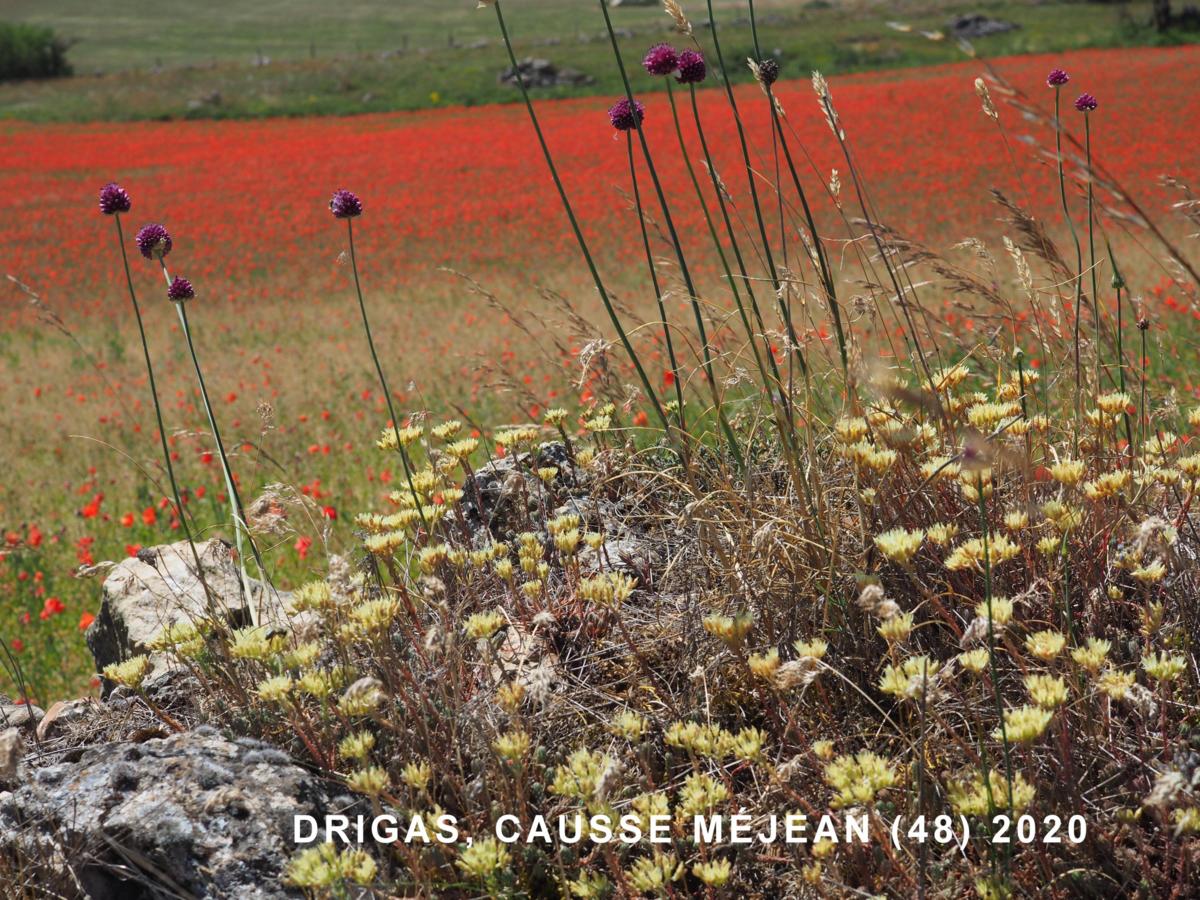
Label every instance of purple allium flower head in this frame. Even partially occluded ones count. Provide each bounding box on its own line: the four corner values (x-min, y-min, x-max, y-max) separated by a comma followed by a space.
676, 49, 707, 84
1074, 92, 1098, 112
757, 58, 780, 87
1046, 68, 1070, 87
642, 43, 678, 77
329, 189, 363, 219
608, 97, 645, 131
135, 223, 172, 260
98, 182, 131, 216
166, 276, 195, 302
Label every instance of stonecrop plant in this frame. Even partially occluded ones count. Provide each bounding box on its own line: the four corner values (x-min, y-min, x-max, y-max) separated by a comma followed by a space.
24, 1, 1200, 897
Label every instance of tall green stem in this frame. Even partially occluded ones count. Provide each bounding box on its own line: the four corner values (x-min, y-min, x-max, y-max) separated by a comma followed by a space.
746, 0, 836, 377
768, 99, 847, 375
491, 0, 677, 451
1108, 242, 1135, 467
1053, 87, 1086, 445
703, 0, 780, 294
345, 219, 429, 533
168, 276, 276, 625
1084, 114, 1101, 388
687, 85, 780, 395
684, 83, 807, 475
701, 0, 808, 383
625, 131, 686, 430
598, 0, 742, 467
113, 217, 214, 607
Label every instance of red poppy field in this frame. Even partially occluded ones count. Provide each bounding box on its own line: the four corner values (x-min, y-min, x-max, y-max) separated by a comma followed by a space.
2, 45, 1198, 700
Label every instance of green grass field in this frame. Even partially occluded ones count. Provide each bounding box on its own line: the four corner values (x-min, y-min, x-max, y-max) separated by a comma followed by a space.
1, 0, 1186, 121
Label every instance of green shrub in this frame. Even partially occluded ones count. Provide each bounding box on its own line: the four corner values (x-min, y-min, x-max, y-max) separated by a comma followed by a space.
0, 22, 72, 81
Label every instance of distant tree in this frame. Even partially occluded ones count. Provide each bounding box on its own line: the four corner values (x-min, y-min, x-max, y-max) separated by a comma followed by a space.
1152, 0, 1175, 30
0, 22, 73, 81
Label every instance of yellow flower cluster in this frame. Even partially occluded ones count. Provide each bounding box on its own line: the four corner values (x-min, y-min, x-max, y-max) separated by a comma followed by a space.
824, 751, 896, 807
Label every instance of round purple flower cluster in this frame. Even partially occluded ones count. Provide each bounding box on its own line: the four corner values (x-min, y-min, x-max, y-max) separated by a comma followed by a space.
98, 183, 131, 216
1074, 92, 1098, 112
608, 97, 645, 132
676, 49, 707, 85
167, 276, 195, 302
642, 43, 678, 77
1046, 68, 1070, 87
639, 42, 707, 85
329, 189, 363, 219
135, 223, 172, 260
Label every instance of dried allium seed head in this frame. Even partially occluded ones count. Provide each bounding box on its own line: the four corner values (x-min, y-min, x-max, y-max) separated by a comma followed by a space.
98, 182, 131, 215
642, 43, 678, 77
756, 57, 780, 86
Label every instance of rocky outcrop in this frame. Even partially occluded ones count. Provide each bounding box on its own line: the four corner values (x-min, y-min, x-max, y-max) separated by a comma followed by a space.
949, 14, 1019, 38
0, 538, 361, 897
86, 539, 294, 679
460, 442, 666, 583
0, 725, 363, 899
498, 57, 593, 89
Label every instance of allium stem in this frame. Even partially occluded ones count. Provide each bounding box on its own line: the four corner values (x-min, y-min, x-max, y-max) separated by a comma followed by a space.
702, 0, 782, 296
670, 82, 790, 436
683, 83, 808, 480
686, 85, 780, 394
664, 81, 742, 345
767, 97, 847, 376
598, 0, 742, 468
166, 265, 275, 624
701, 0, 830, 397
112, 216, 214, 607
1107, 241, 1135, 467
746, 0, 825, 378
1084, 114, 1101, 388
345, 219, 429, 533
490, 0, 677, 450
625, 131, 686, 431
1053, 87, 1086, 445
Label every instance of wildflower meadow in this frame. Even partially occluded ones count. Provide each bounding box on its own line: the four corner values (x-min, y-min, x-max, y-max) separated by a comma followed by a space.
0, 0, 1198, 897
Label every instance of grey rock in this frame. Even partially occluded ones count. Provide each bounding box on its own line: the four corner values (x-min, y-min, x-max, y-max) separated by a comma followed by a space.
35, 698, 97, 742
0, 729, 20, 783
949, 14, 1020, 38
0, 728, 364, 899
0, 703, 43, 731
578, 533, 663, 580
86, 538, 296, 678
459, 442, 581, 542
499, 57, 593, 89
